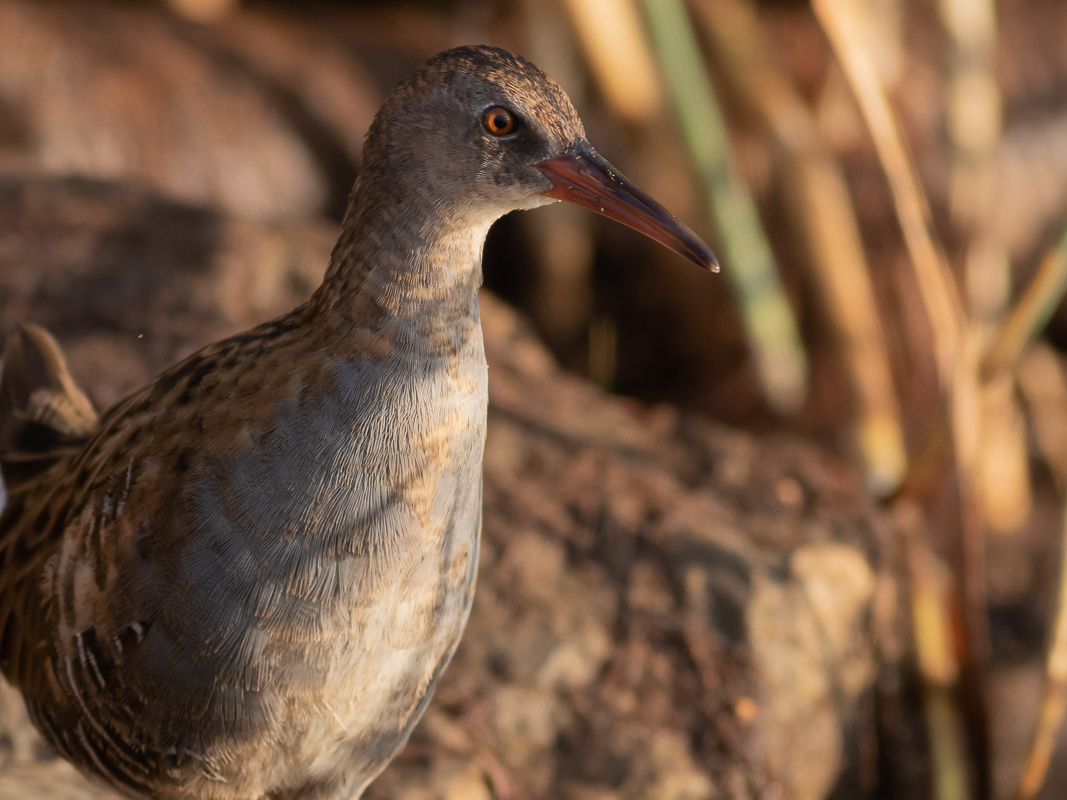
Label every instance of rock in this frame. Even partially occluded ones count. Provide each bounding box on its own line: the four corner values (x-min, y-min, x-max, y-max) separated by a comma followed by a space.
0, 0, 392, 220
0, 174, 335, 408
624, 729, 717, 800
441, 763, 494, 800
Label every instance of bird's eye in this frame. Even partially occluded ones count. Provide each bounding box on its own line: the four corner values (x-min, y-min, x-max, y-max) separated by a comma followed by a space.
483, 107, 516, 136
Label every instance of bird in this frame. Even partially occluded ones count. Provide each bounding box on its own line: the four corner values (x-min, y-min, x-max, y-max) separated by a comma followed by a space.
0, 45, 715, 800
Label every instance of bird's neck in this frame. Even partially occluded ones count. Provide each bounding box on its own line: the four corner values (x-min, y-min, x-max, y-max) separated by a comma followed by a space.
304, 176, 493, 358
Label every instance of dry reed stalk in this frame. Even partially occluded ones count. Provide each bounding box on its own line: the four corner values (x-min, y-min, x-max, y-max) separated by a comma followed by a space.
691, 0, 907, 495
866, 0, 905, 88
560, 0, 662, 123
814, 1, 994, 792
1017, 344, 1067, 491
984, 227, 1067, 379
975, 374, 1031, 535
937, 0, 1028, 536
897, 501, 972, 800
812, 0, 964, 386
167, 0, 238, 22
937, 0, 1002, 295
813, 0, 991, 645
692, 0, 816, 152
899, 227, 1067, 503
793, 157, 908, 495
1006, 251, 1067, 797
1012, 490, 1067, 800
522, 0, 597, 357
642, 0, 808, 413
950, 325, 989, 652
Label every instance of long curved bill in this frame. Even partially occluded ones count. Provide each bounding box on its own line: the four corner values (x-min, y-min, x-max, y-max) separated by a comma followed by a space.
535, 144, 718, 272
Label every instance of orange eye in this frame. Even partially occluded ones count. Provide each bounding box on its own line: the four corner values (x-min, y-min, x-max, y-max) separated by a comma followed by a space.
483, 107, 515, 136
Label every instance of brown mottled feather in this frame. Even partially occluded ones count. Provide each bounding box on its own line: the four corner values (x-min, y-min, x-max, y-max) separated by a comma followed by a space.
0, 324, 96, 704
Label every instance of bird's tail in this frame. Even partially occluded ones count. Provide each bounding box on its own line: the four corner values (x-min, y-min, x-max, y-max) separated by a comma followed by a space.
0, 324, 98, 494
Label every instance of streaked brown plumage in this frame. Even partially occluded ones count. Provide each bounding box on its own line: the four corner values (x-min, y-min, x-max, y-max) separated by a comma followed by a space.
0, 46, 714, 800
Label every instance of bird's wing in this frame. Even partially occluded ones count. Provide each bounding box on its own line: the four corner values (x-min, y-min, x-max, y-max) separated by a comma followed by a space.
0, 321, 302, 790
0, 314, 351, 738
0, 325, 100, 705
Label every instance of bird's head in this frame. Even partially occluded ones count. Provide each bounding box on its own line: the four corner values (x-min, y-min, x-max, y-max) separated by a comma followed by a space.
361, 45, 717, 271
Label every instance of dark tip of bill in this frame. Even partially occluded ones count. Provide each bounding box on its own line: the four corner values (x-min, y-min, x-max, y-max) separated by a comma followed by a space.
688, 240, 719, 272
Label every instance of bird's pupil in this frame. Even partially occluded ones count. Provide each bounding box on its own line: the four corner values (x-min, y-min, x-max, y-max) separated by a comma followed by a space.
484, 107, 513, 135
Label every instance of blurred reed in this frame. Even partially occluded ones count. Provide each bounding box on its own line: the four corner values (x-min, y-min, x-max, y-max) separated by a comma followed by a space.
167, 0, 237, 22
985, 226, 1067, 379
938, 0, 1030, 537
641, 0, 808, 414
814, 0, 982, 623
522, 0, 597, 364
1013, 485, 1067, 800
1002, 226, 1067, 800
692, 0, 906, 496
898, 500, 972, 800
812, 0, 964, 387
818, 0, 1067, 793
814, 0, 994, 795
939, 0, 1005, 322
561, 0, 662, 124
1018, 344, 1067, 491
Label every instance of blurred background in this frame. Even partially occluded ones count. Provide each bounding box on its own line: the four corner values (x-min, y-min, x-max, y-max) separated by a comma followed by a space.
4, 0, 1067, 798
